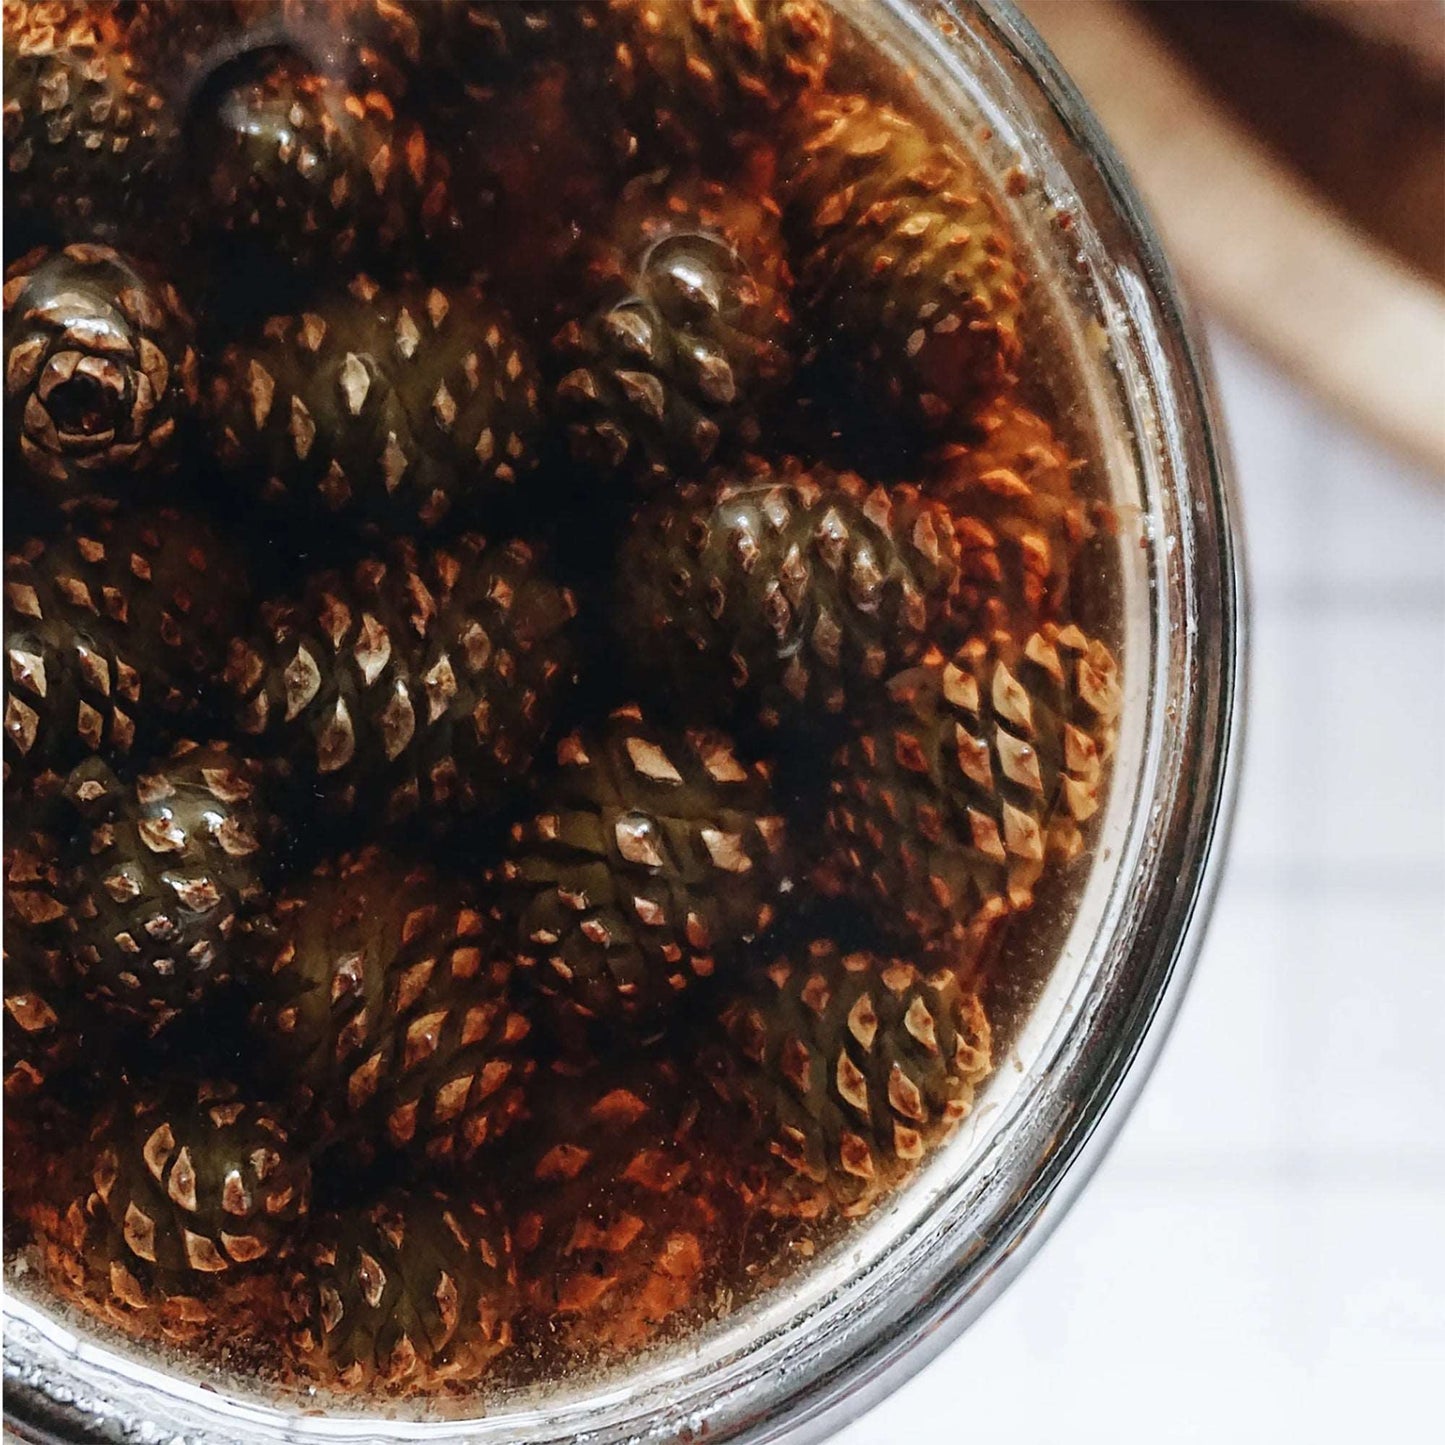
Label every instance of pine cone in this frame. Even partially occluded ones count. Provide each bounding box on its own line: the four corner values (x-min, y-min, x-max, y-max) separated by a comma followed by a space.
285, 1185, 517, 1393
824, 625, 1122, 952
928, 400, 1099, 633
500, 705, 792, 1032
193, 48, 459, 274
4, 829, 81, 1102
554, 170, 793, 485
616, 459, 962, 729
410, 0, 604, 101
3, 0, 179, 244
208, 275, 542, 536
513, 1056, 728, 1355
101, 0, 254, 88
783, 94, 1025, 435
4, 244, 198, 512
702, 940, 992, 1219
602, 0, 833, 165
57, 740, 278, 1032
302, 0, 606, 120
3, 508, 249, 806
27, 1080, 309, 1346
248, 847, 535, 1164
222, 534, 575, 828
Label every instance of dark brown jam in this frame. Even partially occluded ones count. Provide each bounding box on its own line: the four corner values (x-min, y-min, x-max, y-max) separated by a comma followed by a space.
3, 0, 1121, 1405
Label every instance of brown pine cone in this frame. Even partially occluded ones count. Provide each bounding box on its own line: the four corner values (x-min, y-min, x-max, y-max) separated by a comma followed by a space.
600, 0, 834, 166
782, 93, 1025, 437
554, 170, 793, 486
24, 1079, 308, 1352
513, 1056, 733, 1357
823, 625, 1123, 952
3, 0, 180, 245
193, 48, 460, 275
207, 275, 542, 538
4, 243, 198, 514
701, 940, 993, 1220
284, 1184, 518, 1393
927, 399, 1102, 635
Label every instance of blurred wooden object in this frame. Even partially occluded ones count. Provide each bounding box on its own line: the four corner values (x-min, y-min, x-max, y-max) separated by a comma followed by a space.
1304, 0, 1445, 78
1143, 1, 1443, 285
1021, 0, 1445, 474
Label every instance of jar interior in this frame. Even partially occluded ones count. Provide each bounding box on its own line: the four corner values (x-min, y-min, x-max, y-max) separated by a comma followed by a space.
3, 1, 1224, 1439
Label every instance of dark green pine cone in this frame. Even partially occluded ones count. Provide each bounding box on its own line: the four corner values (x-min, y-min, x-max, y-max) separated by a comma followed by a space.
27, 1079, 309, 1347
615, 459, 963, 730
782, 93, 1026, 436
3, 1, 179, 246
3, 508, 249, 808
248, 847, 535, 1164
285, 1185, 517, 1393
601, 0, 834, 166
824, 624, 1123, 955
208, 275, 542, 536
4, 829, 82, 1103
701, 940, 993, 1220
193, 47, 460, 275
554, 170, 793, 486
222, 534, 575, 828
513, 1056, 729, 1355
4, 243, 198, 515
499, 704, 792, 1033
57, 740, 278, 1033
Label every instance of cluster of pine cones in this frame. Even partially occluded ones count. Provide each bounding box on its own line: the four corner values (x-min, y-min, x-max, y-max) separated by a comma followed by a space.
3, 0, 1123, 1400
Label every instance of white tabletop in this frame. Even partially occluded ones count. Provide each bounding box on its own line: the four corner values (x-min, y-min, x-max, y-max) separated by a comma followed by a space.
837, 329, 1445, 1444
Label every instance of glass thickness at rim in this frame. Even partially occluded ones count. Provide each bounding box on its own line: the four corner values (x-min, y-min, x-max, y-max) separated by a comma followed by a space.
2, 2, 1243, 1441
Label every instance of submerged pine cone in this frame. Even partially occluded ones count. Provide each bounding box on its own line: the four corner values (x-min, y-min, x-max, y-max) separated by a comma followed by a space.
3, 508, 249, 806
208, 275, 542, 536
285, 1185, 517, 1393
194, 49, 459, 274
514, 1057, 729, 1355
3, 1, 179, 244
602, 0, 833, 164
4, 829, 82, 1101
249, 847, 535, 1163
4, 244, 198, 513
57, 741, 277, 1033
616, 460, 962, 730
223, 534, 575, 827
783, 94, 1025, 435
405, 1, 604, 102
702, 940, 992, 1219
554, 170, 793, 485
310, 1, 603, 117
28, 1080, 309, 1345
99, 0, 253, 85
825, 625, 1123, 953
928, 400, 1099, 633
500, 705, 792, 1032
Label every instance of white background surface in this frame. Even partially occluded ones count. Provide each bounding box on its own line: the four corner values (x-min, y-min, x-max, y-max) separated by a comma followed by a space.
837, 330, 1445, 1444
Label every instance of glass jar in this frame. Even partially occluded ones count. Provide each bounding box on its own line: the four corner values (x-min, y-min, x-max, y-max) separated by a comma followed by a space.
2, 1, 1242, 1440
